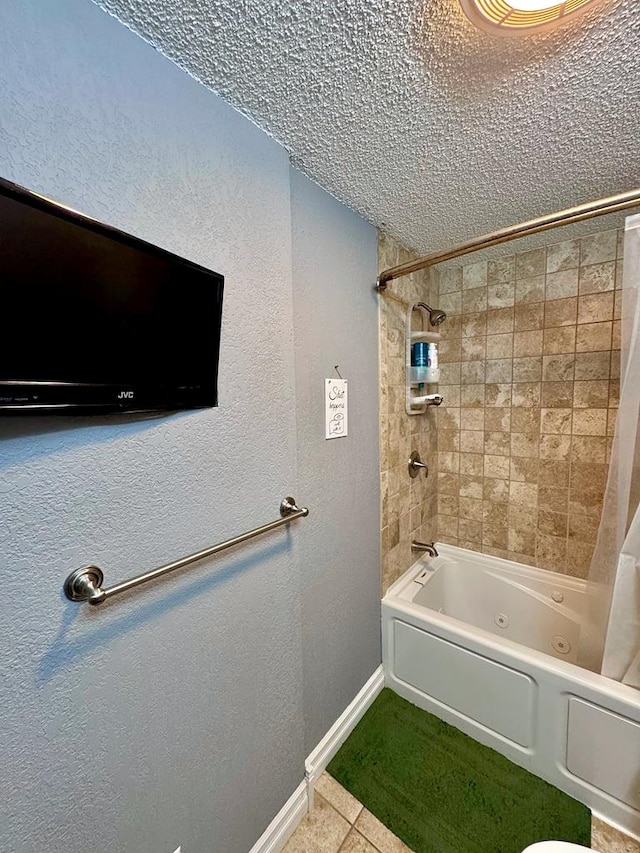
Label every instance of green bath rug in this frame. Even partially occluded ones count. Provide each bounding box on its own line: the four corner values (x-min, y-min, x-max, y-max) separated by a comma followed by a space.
327, 689, 591, 853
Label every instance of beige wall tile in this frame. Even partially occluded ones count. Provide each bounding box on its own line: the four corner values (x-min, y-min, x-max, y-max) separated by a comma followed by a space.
461, 361, 485, 383
572, 409, 608, 436
440, 362, 462, 384
538, 510, 568, 538
460, 384, 485, 407
463, 260, 488, 289
461, 408, 485, 430
438, 472, 460, 495
483, 523, 508, 550
439, 290, 462, 315
575, 321, 612, 352
513, 356, 543, 382
510, 457, 540, 483
439, 267, 462, 293
544, 296, 577, 328
573, 380, 610, 408
459, 475, 484, 499
511, 408, 540, 432
438, 494, 459, 516
484, 431, 511, 455
484, 454, 510, 478
515, 275, 545, 304
462, 287, 487, 314
487, 281, 515, 308
462, 312, 487, 337
461, 336, 486, 361
541, 408, 572, 434
540, 434, 571, 460
421, 228, 619, 583
460, 453, 484, 475
484, 477, 509, 502
570, 461, 608, 492
580, 230, 617, 266
439, 337, 462, 363
569, 488, 603, 518
579, 261, 616, 295
484, 407, 511, 431
574, 350, 611, 380
540, 458, 569, 486
438, 429, 460, 451
545, 268, 579, 301
486, 333, 513, 358
542, 353, 575, 382
538, 486, 569, 514
568, 512, 600, 544
516, 248, 546, 278
510, 481, 538, 507
487, 256, 515, 285
508, 530, 537, 556
438, 406, 461, 430
543, 326, 576, 354
536, 534, 567, 571
514, 303, 545, 331
578, 291, 614, 324
437, 514, 459, 537
510, 432, 540, 458
541, 381, 574, 408
570, 435, 607, 463
459, 496, 484, 520
460, 429, 485, 453
512, 382, 541, 408
547, 239, 580, 273
460, 518, 482, 542
566, 539, 595, 577
487, 306, 514, 332
486, 359, 513, 383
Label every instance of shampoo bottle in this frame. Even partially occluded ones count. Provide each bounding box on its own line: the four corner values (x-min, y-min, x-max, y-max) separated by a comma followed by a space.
426, 342, 440, 383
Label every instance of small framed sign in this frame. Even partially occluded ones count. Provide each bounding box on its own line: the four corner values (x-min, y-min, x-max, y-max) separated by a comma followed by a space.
325, 379, 348, 439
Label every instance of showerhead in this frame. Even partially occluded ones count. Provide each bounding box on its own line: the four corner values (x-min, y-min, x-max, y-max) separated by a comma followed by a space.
416, 302, 447, 327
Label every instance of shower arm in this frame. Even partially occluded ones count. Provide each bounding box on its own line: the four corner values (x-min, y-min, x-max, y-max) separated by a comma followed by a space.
376, 187, 640, 291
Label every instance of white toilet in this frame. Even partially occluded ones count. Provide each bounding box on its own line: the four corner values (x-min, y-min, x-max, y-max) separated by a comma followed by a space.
521, 843, 601, 852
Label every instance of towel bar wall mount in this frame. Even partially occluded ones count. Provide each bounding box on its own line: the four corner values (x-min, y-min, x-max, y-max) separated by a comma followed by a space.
63, 496, 309, 606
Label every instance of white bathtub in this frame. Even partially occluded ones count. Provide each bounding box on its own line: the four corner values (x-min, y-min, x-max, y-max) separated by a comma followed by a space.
382, 544, 640, 840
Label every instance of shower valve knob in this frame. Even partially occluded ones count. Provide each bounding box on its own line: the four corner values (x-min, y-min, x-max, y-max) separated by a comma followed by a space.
408, 451, 428, 479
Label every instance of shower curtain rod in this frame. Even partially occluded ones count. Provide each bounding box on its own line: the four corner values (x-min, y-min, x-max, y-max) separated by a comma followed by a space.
376, 188, 640, 291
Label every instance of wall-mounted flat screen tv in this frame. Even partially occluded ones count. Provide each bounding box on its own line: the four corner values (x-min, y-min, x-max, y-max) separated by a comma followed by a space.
0, 176, 224, 414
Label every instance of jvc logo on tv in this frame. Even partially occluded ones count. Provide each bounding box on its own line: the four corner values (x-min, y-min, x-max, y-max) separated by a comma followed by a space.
117, 391, 134, 399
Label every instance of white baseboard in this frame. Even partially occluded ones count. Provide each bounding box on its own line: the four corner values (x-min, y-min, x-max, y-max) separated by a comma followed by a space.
249, 664, 384, 853
305, 664, 385, 790
248, 781, 308, 853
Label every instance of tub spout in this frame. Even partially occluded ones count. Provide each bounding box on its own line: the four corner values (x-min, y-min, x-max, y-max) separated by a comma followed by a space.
412, 540, 438, 557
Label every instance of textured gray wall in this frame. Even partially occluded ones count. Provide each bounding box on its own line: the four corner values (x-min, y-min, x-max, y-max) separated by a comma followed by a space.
0, 2, 380, 851
290, 170, 381, 753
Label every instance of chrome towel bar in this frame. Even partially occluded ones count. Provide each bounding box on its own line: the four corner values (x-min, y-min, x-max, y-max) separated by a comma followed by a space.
63, 496, 309, 606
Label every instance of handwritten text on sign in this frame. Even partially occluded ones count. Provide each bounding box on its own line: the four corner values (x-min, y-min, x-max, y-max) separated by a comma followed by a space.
325, 379, 348, 439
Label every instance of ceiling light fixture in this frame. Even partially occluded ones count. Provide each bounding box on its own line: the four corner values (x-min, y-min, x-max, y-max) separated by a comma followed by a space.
459, 0, 606, 34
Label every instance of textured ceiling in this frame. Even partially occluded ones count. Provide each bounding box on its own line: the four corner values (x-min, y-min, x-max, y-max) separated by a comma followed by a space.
92, 0, 640, 254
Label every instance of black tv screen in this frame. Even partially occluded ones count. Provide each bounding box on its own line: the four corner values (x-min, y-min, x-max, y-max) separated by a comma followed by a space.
0, 176, 224, 414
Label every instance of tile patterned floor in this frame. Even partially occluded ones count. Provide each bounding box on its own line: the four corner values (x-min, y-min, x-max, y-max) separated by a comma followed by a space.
283, 772, 411, 853
282, 773, 640, 853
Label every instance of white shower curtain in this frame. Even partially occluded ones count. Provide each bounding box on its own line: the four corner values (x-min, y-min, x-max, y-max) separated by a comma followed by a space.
581, 213, 640, 687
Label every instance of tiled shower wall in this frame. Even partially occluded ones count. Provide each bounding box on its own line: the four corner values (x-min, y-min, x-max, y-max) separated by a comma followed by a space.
434, 228, 623, 577
379, 233, 438, 593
